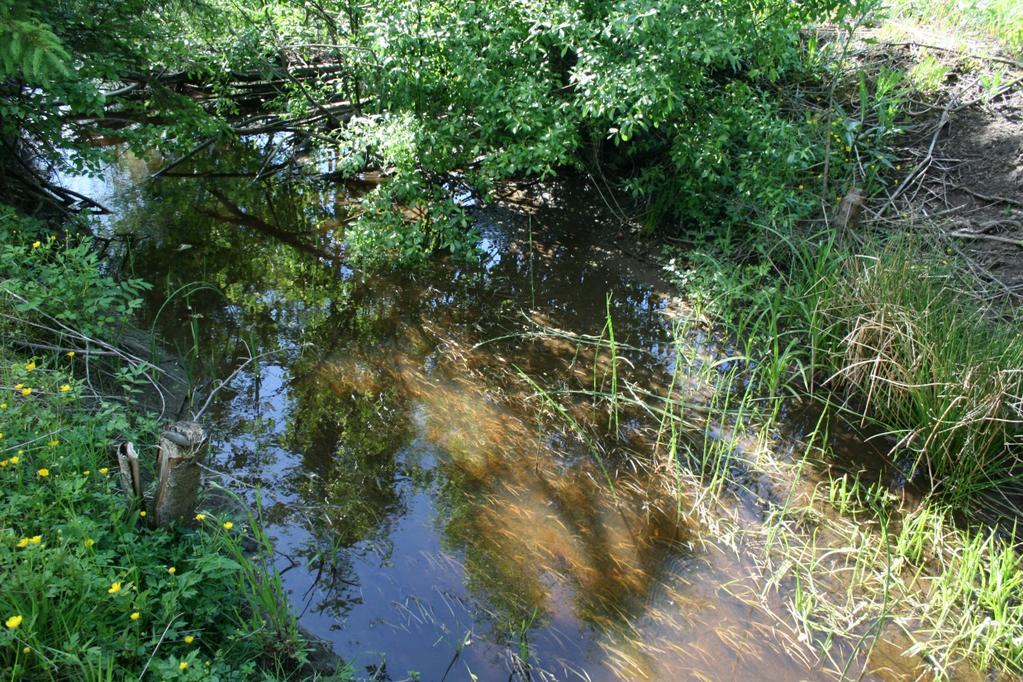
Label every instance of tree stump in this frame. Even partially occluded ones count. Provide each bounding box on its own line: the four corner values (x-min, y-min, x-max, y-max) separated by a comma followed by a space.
153, 421, 207, 527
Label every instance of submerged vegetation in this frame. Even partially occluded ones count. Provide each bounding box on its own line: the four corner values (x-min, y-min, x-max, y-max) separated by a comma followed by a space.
2, 0, 1023, 679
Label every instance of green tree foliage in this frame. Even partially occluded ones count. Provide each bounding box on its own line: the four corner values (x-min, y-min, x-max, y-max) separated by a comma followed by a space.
256, 0, 875, 257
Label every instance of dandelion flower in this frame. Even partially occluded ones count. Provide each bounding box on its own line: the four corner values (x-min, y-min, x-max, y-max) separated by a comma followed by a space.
108, 581, 122, 594
59, 384, 71, 392
98, 467, 109, 475
167, 566, 176, 575
130, 612, 140, 621
5, 615, 22, 629
29, 536, 41, 545
184, 635, 195, 644
16, 538, 28, 548
20, 388, 31, 397
222, 521, 234, 530
179, 661, 188, 670
37, 468, 49, 477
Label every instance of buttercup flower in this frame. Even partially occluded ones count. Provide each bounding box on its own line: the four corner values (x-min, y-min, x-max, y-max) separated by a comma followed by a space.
130, 612, 140, 621
48, 440, 59, 447
37, 468, 49, 477
20, 387, 31, 396
167, 566, 176, 575
179, 661, 188, 670
108, 581, 122, 594
5, 615, 22, 629
98, 467, 109, 475
139, 511, 146, 518
84, 538, 95, 548
31, 241, 41, 249
194, 513, 205, 521
24, 361, 35, 372
66, 351, 75, 358
16, 538, 28, 548
9, 456, 18, 464
29, 535, 41, 545
82, 470, 90, 476
13, 384, 22, 390
222, 521, 234, 530
59, 384, 71, 392
184, 635, 195, 644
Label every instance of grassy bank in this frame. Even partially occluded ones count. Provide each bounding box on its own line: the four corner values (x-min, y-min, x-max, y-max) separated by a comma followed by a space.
0, 213, 322, 679
658, 233, 1023, 676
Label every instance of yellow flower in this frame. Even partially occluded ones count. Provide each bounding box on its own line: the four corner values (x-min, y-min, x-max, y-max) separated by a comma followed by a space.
31, 241, 41, 249
194, 513, 206, 521
29, 535, 41, 545
0, 402, 6, 409
130, 612, 140, 621
0, 459, 7, 468
66, 351, 75, 358
37, 468, 49, 477
108, 581, 122, 594
98, 467, 109, 475
5, 615, 23, 629
16, 538, 28, 548
14, 384, 23, 389
84, 538, 95, 548
59, 384, 71, 392
20, 388, 31, 397
179, 661, 188, 670
8, 456, 18, 465
25, 361, 35, 372
82, 470, 90, 476
222, 521, 234, 530
139, 511, 147, 518
22, 646, 29, 654
184, 635, 195, 644
167, 566, 176, 575
48, 439, 59, 447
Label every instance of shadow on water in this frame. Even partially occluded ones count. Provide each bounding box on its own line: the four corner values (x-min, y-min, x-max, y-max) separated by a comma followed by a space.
64, 138, 928, 681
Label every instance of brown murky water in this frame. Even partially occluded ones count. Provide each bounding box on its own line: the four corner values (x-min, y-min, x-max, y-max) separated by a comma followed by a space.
63, 140, 921, 681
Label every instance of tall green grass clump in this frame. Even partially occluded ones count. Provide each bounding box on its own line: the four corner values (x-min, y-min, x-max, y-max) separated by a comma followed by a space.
673, 232, 1023, 512
797, 242, 1023, 508
0, 209, 314, 679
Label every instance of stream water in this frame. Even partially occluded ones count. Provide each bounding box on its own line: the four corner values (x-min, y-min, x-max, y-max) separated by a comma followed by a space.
62, 139, 917, 681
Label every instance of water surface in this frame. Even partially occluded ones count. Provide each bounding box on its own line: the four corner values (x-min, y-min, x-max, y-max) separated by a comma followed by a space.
64, 139, 918, 681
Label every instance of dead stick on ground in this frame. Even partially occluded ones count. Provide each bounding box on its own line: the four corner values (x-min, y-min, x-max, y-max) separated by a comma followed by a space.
957, 187, 1023, 210
949, 231, 1023, 248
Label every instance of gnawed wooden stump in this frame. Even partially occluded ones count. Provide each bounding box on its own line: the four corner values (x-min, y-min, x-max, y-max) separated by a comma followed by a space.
115, 441, 141, 500
153, 421, 207, 527
834, 187, 865, 232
